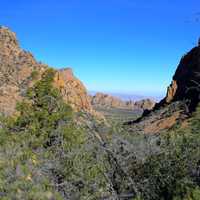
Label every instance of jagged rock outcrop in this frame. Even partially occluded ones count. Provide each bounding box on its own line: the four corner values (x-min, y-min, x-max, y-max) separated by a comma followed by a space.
158, 45, 200, 111
54, 68, 92, 112
126, 44, 200, 133
0, 26, 93, 116
91, 93, 128, 109
0, 26, 47, 115
91, 92, 155, 111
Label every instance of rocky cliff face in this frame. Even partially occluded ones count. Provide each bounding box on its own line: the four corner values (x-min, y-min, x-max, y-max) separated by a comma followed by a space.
91, 93, 128, 109
0, 26, 93, 116
126, 44, 200, 134
54, 68, 92, 112
90, 92, 155, 111
159, 45, 200, 111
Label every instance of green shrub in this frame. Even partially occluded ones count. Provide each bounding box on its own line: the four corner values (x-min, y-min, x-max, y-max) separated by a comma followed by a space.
127, 104, 200, 200
0, 69, 109, 199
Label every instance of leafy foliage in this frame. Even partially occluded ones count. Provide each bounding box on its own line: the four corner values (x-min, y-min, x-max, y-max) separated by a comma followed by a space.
127, 104, 200, 200
0, 69, 109, 199
1, 68, 200, 200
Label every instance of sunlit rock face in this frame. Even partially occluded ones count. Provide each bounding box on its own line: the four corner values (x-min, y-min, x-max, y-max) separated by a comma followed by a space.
0, 26, 94, 115
0, 26, 46, 115
165, 80, 178, 103
90, 92, 155, 111
54, 68, 93, 112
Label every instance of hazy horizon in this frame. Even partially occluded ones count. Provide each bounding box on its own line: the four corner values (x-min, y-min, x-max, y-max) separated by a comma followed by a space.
89, 90, 163, 102
1, 0, 200, 96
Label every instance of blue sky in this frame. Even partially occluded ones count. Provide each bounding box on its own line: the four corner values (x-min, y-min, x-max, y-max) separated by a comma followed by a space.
1, 0, 200, 97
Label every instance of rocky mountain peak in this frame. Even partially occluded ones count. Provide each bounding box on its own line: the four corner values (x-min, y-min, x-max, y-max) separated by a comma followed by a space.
54, 68, 92, 112
0, 27, 95, 116
127, 44, 200, 133
0, 26, 19, 50
90, 92, 155, 111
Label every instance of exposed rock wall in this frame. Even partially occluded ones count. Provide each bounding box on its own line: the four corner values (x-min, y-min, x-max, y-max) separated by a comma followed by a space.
54, 68, 92, 112
90, 92, 155, 111
159, 46, 200, 111
126, 44, 200, 133
0, 26, 93, 116
91, 93, 128, 109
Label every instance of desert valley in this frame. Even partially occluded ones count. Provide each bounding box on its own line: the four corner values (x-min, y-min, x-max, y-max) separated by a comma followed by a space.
0, 24, 200, 200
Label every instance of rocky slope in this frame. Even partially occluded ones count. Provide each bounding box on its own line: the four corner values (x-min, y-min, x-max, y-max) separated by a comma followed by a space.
158, 44, 200, 112
126, 43, 200, 134
53, 68, 92, 112
90, 92, 155, 111
0, 26, 93, 116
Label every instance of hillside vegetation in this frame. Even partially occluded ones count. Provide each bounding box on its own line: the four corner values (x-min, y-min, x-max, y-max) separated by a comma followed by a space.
1, 27, 200, 200
1, 69, 200, 200
0, 69, 110, 199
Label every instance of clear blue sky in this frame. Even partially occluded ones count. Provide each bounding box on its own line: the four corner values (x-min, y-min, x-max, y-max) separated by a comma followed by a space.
1, 0, 200, 97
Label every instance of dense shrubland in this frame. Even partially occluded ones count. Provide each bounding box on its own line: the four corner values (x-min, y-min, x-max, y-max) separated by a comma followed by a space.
98, 104, 200, 200
0, 69, 109, 199
128, 105, 200, 200
1, 69, 200, 200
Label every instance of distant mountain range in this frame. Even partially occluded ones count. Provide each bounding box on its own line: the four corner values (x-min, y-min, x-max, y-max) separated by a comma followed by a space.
89, 92, 156, 111
89, 91, 163, 102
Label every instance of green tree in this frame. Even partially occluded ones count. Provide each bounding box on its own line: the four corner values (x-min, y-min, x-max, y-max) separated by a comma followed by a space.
0, 68, 109, 199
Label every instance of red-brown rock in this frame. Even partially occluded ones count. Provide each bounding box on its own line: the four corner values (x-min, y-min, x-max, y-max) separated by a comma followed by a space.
0, 26, 94, 116
159, 45, 200, 111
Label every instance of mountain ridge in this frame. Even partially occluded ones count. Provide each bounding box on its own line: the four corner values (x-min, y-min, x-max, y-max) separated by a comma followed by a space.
0, 26, 95, 116
90, 92, 156, 111
157, 45, 200, 112
125, 42, 200, 134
